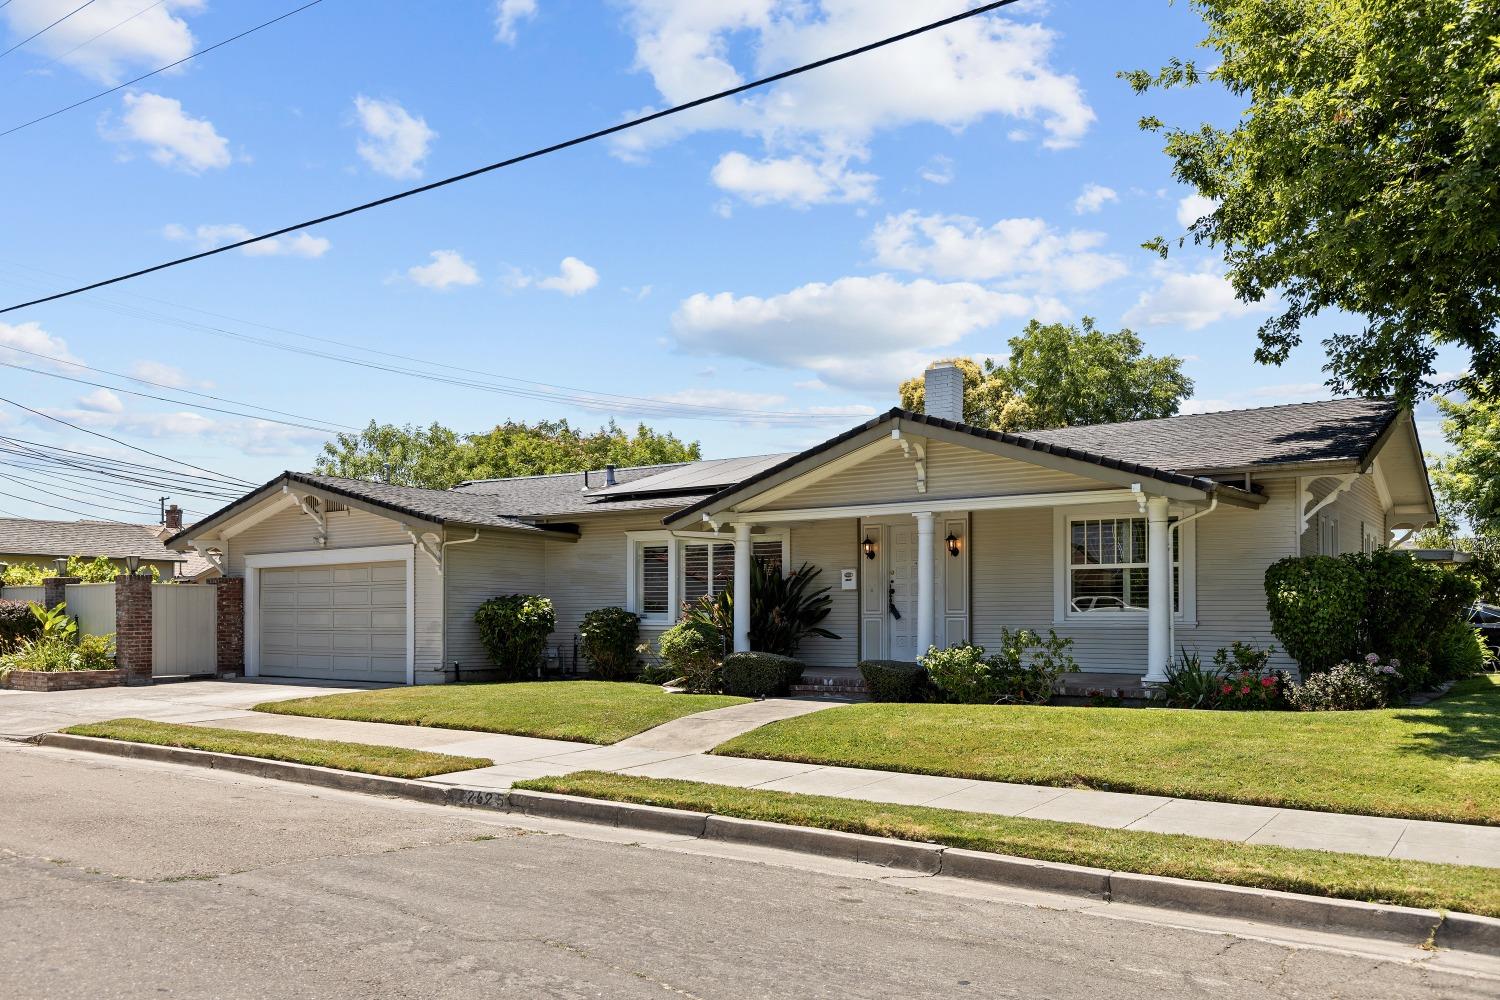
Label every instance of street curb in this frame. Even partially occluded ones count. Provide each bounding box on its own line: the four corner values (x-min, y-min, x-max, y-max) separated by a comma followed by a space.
34, 733, 1500, 955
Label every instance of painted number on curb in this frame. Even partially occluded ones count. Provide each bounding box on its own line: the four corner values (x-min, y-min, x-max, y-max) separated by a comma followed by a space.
452, 789, 508, 810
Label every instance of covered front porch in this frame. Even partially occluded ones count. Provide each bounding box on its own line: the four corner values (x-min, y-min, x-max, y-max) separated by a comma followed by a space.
662, 410, 1265, 684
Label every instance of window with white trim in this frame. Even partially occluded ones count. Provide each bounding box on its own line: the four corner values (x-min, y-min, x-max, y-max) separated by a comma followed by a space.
1318, 513, 1340, 556
629, 533, 787, 625
1066, 515, 1178, 614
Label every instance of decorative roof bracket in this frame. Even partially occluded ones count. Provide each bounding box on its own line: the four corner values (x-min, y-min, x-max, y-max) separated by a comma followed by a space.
895, 431, 928, 494
1299, 473, 1358, 533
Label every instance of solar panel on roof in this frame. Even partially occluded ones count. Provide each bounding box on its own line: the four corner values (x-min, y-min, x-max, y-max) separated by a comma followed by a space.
587, 453, 795, 496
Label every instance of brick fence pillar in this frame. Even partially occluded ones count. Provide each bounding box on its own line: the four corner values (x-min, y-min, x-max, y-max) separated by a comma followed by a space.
211, 576, 244, 678
42, 576, 79, 610
114, 573, 153, 686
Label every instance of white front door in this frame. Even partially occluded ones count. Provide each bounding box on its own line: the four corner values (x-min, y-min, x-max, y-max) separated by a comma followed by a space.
887, 523, 918, 661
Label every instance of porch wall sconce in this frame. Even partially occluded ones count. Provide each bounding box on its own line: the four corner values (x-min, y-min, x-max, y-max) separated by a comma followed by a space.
946, 532, 960, 558
862, 536, 877, 560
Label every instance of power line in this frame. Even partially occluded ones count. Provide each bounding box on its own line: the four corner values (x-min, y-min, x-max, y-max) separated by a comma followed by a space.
0, 458, 206, 513
0, 262, 865, 425
0, 0, 327, 139
0, 484, 135, 523
0, 0, 98, 61
0, 469, 159, 517
0, 355, 356, 433
0, 395, 252, 486
0, 438, 245, 497
0, 0, 1022, 315
41, 0, 165, 67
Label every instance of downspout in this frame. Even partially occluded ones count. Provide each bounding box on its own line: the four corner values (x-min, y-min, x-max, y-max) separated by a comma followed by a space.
1167, 495, 1218, 669
437, 529, 480, 683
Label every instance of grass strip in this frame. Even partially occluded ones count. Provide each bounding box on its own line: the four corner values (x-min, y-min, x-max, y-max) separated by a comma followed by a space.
517, 771, 1500, 919
254, 680, 748, 745
712, 675, 1500, 826
62, 718, 492, 779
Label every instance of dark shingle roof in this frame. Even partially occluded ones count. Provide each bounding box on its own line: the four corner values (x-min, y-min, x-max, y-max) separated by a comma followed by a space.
449, 464, 699, 516
1022, 398, 1399, 473
0, 519, 186, 562
281, 473, 569, 532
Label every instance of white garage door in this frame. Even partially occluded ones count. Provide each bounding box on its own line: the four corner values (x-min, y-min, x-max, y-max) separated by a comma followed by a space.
259, 561, 407, 683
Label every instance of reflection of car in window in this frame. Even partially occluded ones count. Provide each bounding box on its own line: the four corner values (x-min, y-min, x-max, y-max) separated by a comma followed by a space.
1069, 595, 1143, 613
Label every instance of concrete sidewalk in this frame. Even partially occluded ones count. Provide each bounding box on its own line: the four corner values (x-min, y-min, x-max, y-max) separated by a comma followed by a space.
6, 680, 1498, 869
184, 707, 1500, 870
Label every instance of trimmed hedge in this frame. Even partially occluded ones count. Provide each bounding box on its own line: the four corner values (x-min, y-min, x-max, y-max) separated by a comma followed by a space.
1264, 556, 1366, 674
578, 606, 640, 680
858, 659, 928, 702
473, 594, 556, 682
721, 652, 804, 697
658, 620, 723, 693
0, 599, 40, 651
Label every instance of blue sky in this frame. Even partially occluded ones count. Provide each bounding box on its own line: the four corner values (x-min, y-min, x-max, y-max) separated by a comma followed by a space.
0, 0, 1461, 524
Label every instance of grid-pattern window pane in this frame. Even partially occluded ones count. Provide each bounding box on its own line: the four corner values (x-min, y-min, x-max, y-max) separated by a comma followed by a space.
639, 544, 668, 615
1068, 516, 1178, 613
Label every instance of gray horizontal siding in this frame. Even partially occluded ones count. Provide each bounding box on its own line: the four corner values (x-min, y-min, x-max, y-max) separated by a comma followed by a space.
788, 519, 859, 668
759, 440, 1104, 510
443, 529, 547, 678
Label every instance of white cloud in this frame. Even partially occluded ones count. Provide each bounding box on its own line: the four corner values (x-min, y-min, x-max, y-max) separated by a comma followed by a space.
612, 1, 1093, 203
494, 0, 537, 43
353, 96, 435, 180
672, 273, 1031, 390
794, 378, 829, 391
128, 360, 212, 390
162, 223, 329, 258
869, 210, 1128, 293
1176, 193, 1216, 228
406, 250, 480, 290
76, 388, 124, 414
919, 155, 954, 185
1073, 182, 1117, 214
2, 0, 201, 84
1122, 269, 1268, 331
537, 256, 599, 295
0, 321, 82, 369
656, 388, 791, 410
710, 151, 876, 207
112, 91, 230, 173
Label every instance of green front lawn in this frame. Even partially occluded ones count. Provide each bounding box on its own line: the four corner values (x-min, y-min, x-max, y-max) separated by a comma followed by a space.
713, 674, 1500, 825
63, 719, 491, 779
255, 681, 748, 745
519, 772, 1500, 918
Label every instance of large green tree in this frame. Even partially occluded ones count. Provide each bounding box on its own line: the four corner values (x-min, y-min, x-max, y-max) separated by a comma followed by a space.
1125, 0, 1500, 404
314, 419, 700, 490
898, 318, 1194, 431
1413, 385, 1500, 600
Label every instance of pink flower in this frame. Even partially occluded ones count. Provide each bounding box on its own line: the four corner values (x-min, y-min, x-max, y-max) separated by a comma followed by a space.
1221, 684, 1235, 694
1260, 676, 1276, 687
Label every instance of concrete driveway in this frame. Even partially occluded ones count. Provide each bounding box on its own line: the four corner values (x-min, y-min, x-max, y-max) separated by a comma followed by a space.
0, 678, 376, 740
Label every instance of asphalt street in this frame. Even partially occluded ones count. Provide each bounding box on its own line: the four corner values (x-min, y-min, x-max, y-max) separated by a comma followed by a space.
1, 743, 1494, 1000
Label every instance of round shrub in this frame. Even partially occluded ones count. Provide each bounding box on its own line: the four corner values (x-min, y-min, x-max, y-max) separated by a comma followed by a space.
858, 660, 928, 702
0, 599, 40, 651
657, 620, 722, 693
578, 606, 641, 680
1431, 621, 1489, 681
921, 643, 991, 704
1287, 657, 1397, 711
721, 651, 804, 697
1264, 556, 1366, 674
473, 594, 555, 681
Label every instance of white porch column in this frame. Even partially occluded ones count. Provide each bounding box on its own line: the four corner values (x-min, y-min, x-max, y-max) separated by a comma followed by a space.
914, 511, 935, 658
1144, 495, 1172, 684
732, 522, 753, 653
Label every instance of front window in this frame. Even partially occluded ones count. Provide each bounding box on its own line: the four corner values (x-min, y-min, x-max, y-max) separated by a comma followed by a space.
1068, 516, 1178, 614
631, 535, 787, 623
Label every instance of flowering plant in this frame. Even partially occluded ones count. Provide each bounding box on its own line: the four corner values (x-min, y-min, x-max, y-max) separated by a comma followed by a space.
1214, 668, 1291, 710
1287, 655, 1401, 711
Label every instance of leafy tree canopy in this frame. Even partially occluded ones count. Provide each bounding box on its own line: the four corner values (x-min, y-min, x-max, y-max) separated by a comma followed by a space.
1124, 0, 1500, 405
1414, 384, 1500, 601
898, 318, 1193, 431
314, 418, 701, 490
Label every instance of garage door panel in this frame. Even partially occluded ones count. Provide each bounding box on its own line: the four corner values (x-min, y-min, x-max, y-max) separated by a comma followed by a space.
259, 559, 407, 683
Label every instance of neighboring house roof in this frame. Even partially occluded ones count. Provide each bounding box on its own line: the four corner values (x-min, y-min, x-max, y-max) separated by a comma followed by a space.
1022, 398, 1399, 474
0, 518, 187, 562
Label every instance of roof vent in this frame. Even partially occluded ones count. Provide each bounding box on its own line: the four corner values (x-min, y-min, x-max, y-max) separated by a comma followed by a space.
923, 362, 964, 423
604, 464, 617, 487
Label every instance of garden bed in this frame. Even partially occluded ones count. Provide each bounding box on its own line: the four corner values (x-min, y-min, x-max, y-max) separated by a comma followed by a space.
2, 668, 123, 692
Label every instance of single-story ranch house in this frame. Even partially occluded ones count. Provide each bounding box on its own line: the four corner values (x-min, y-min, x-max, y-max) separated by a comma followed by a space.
166, 365, 1436, 687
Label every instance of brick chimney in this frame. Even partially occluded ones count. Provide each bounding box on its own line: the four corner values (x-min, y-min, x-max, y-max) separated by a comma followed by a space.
163, 504, 183, 531
923, 362, 965, 423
